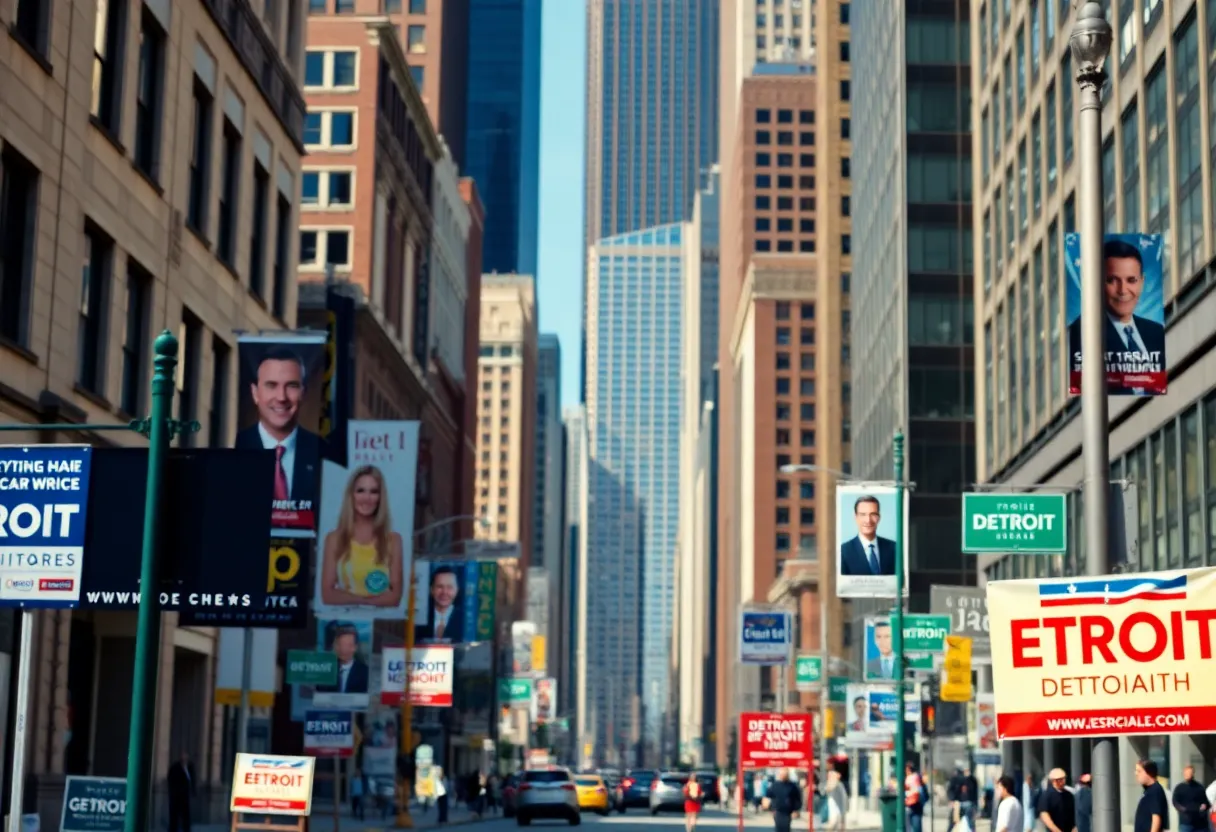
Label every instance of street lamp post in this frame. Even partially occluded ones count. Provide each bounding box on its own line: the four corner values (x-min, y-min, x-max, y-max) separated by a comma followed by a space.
1070, 4, 1117, 832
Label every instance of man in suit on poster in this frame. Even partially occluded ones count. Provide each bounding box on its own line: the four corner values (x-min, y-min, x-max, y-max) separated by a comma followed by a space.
839, 495, 897, 576
415, 566, 467, 643
315, 624, 370, 694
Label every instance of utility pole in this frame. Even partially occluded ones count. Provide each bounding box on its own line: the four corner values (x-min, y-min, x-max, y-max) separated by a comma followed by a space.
893, 431, 908, 832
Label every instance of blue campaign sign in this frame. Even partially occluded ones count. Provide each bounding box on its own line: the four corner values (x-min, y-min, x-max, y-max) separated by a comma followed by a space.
739, 610, 792, 665
0, 445, 92, 608
303, 709, 354, 757
59, 776, 126, 832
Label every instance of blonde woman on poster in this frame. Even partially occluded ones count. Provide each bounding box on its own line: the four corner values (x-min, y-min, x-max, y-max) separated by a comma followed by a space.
320, 465, 405, 608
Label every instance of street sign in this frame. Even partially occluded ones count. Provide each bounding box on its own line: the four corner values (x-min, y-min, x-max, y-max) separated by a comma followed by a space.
499, 677, 533, 705
60, 776, 126, 832
795, 656, 823, 691
961, 493, 1067, 553
828, 676, 849, 703
739, 610, 792, 665
285, 650, 337, 685
903, 615, 951, 653
303, 710, 355, 758
930, 585, 991, 658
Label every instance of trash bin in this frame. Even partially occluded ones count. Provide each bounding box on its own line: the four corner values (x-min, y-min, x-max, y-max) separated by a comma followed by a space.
879, 789, 899, 832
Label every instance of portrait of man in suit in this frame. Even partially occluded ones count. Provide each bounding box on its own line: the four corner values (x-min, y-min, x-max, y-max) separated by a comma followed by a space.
234, 345, 321, 525
315, 623, 370, 695
849, 696, 868, 732
415, 566, 466, 643
839, 495, 896, 576
865, 620, 898, 680
1067, 238, 1166, 395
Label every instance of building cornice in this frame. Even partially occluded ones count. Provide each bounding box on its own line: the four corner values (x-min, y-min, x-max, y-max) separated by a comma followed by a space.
366, 20, 444, 161
729, 256, 819, 359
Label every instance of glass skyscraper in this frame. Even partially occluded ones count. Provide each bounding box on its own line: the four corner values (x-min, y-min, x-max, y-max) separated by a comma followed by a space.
584, 223, 684, 764
465, 0, 541, 275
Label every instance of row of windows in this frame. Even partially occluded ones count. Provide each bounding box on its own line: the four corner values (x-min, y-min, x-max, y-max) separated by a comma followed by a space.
755, 152, 817, 169
310, 0, 427, 13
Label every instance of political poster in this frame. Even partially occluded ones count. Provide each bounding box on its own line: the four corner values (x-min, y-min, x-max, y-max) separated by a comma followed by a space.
866, 689, 898, 734
311, 619, 373, 709
380, 645, 454, 707
314, 421, 419, 620
975, 694, 1000, 764
60, 776, 125, 832
0, 445, 91, 608
836, 484, 910, 598
235, 332, 328, 536
412, 560, 499, 645
229, 753, 316, 815
863, 617, 899, 682
738, 610, 792, 665
536, 677, 556, 722
844, 684, 895, 750
511, 621, 536, 675
1065, 233, 1167, 396
738, 712, 812, 770
988, 567, 1215, 739
303, 710, 354, 757
180, 538, 311, 628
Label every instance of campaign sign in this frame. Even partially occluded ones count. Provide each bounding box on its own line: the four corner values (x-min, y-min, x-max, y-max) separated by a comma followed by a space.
739, 610, 791, 665
230, 753, 316, 815
303, 710, 354, 758
0, 445, 92, 608
60, 776, 125, 832
739, 712, 812, 770
380, 645, 454, 707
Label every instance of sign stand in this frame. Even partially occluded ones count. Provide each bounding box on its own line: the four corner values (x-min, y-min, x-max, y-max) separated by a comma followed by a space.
6, 611, 33, 832
229, 813, 307, 832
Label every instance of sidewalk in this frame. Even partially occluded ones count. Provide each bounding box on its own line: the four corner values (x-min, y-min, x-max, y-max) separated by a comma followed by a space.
197, 803, 496, 832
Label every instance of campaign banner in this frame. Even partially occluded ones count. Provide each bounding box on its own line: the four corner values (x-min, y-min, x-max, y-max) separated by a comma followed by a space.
867, 689, 898, 733
844, 684, 895, 750
836, 484, 910, 599
230, 753, 316, 815
511, 621, 536, 675
975, 694, 1000, 764
315, 421, 419, 620
311, 619, 373, 710
380, 645, 455, 707
988, 567, 1216, 739
60, 776, 125, 832
180, 538, 310, 628
1065, 233, 1167, 396
738, 712, 812, 770
412, 560, 498, 645
536, 677, 556, 722
303, 710, 354, 758
235, 333, 328, 536
0, 445, 91, 608
739, 610, 791, 665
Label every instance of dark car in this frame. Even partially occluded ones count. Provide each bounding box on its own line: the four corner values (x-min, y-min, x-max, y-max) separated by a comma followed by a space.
502, 773, 521, 818
615, 769, 658, 812
598, 770, 623, 810
695, 772, 721, 805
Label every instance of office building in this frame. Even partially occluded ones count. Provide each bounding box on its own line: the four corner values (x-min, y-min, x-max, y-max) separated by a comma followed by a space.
0, 0, 304, 821
563, 405, 590, 764
584, 224, 685, 765
533, 335, 565, 690
975, 0, 1216, 807
464, 0, 541, 274
475, 274, 538, 566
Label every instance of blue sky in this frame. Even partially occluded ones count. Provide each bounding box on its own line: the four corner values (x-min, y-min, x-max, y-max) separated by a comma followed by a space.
536, 0, 586, 408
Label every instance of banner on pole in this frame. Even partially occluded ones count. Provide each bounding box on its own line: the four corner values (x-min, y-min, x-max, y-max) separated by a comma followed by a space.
380, 645, 454, 707
738, 610, 792, 665
738, 712, 812, 770
229, 753, 316, 815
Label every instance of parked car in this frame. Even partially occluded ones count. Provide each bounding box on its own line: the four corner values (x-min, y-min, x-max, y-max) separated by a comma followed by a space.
598, 771, 623, 811
615, 769, 658, 812
695, 772, 721, 805
573, 774, 611, 815
515, 767, 581, 826
649, 771, 690, 814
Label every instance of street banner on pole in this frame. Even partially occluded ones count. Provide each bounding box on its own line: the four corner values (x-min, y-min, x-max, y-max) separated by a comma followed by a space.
863, 616, 939, 681
1065, 232, 1167, 396
843, 684, 894, 750
303, 710, 355, 757
975, 694, 1000, 764
739, 712, 812, 769
411, 560, 499, 645
739, 610, 792, 665
989, 567, 1216, 738
961, 493, 1068, 553
795, 656, 823, 691
499, 677, 533, 706
380, 645, 454, 707
835, 485, 910, 598
940, 636, 973, 703
311, 619, 372, 709
314, 420, 419, 620
930, 585, 991, 659
230, 753, 316, 815
511, 621, 537, 675
0, 445, 92, 607
828, 676, 849, 703
60, 776, 126, 832
536, 677, 556, 721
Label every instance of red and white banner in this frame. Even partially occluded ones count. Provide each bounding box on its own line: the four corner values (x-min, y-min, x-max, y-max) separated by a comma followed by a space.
230, 753, 316, 815
989, 566, 1216, 739
380, 645, 454, 707
739, 712, 813, 770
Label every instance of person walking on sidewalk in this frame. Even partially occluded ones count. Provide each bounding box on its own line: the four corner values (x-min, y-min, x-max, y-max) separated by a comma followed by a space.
1075, 774, 1093, 832
436, 772, 450, 825
350, 769, 366, 820
762, 769, 803, 832
995, 776, 1025, 832
682, 774, 704, 831
905, 763, 927, 832
167, 751, 195, 832
949, 767, 980, 832
1038, 768, 1077, 832
1172, 765, 1209, 832
1134, 759, 1169, 832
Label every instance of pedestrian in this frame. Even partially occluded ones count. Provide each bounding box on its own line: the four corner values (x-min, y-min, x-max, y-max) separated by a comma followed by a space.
1023, 775, 1041, 832
683, 774, 704, 831
762, 768, 803, 832
1075, 774, 1093, 832
436, 771, 450, 825
826, 769, 848, 832
167, 751, 195, 832
1134, 759, 1169, 832
487, 772, 500, 814
350, 768, 366, 820
994, 775, 1025, 832
1038, 768, 1078, 832
905, 763, 927, 832
1173, 765, 1209, 832
949, 767, 980, 832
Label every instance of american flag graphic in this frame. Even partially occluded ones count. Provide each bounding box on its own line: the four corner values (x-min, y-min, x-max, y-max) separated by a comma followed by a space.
1038, 575, 1188, 608
251, 758, 309, 769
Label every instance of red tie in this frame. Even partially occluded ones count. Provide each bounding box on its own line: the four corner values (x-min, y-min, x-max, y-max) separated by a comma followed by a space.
273, 445, 289, 501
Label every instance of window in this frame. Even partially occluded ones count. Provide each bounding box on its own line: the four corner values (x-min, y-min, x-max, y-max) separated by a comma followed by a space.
983, 210, 992, 290
1030, 0, 1041, 77
1174, 15, 1202, 279
907, 295, 972, 345
1019, 268, 1032, 435
993, 187, 1003, 273
841, 196, 851, 216
1121, 101, 1141, 230
1182, 409, 1201, 565
308, 0, 325, 13
1031, 110, 1042, 212
841, 118, 850, 139
842, 234, 851, 254
217, 117, 243, 266
979, 6, 989, 74
208, 336, 230, 448
909, 368, 971, 418
1145, 59, 1170, 275
776, 430, 790, 447
134, 7, 166, 180
410, 0, 426, 11
407, 25, 426, 53
91, 0, 128, 134
121, 260, 152, 415
1016, 25, 1026, 113
304, 109, 356, 149
1060, 54, 1074, 165
1102, 137, 1116, 230
981, 108, 990, 178
304, 49, 358, 89
0, 146, 39, 346
1047, 220, 1061, 404
799, 481, 814, 500
301, 169, 355, 208
800, 403, 816, 421
840, 80, 850, 101
800, 508, 815, 526
335, 0, 354, 11
776, 534, 790, 552
775, 301, 791, 320
905, 16, 968, 65
1119, 0, 1137, 65
840, 41, 850, 61
249, 162, 270, 298
907, 80, 967, 131
777, 378, 791, 395
78, 223, 113, 395
908, 223, 973, 273
776, 327, 791, 345
1045, 83, 1058, 190
410, 65, 424, 88
14, 0, 51, 56
799, 379, 815, 396
272, 194, 291, 317
1004, 56, 1013, 137
776, 352, 791, 370
776, 507, 790, 525
776, 403, 791, 420
300, 228, 351, 270
840, 3, 850, 24
187, 75, 214, 234
841, 157, 851, 177
777, 481, 790, 499
1018, 141, 1028, 233
177, 310, 202, 447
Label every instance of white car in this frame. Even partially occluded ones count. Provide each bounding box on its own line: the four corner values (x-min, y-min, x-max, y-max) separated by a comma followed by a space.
515, 767, 581, 826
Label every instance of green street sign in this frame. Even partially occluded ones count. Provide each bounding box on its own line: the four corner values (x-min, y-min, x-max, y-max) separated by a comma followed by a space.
907, 654, 935, 671
903, 614, 952, 654
828, 676, 849, 703
961, 492, 1068, 553
499, 677, 533, 705
795, 656, 823, 691
285, 650, 337, 685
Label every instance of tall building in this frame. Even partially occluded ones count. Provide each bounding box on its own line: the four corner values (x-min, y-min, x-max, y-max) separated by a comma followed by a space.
533, 335, 565, 690
974, 0, 1216, 804
0, 0, 304, 817
562, 405, 590, 764
475, 275, 539, 566
850, 0, 975, 619
464, 0, 542, 275
584, 224, 685, 765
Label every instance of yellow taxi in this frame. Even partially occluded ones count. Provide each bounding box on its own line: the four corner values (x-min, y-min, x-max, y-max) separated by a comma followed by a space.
573, 773, 611, 814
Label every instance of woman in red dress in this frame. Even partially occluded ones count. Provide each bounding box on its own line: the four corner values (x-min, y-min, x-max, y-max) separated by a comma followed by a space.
683, 775, 704, 831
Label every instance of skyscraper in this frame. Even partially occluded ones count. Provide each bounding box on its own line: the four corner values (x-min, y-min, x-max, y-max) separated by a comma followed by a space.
534, 335, 566, 699
464, 0, 542, 274
584, 224, 685, 764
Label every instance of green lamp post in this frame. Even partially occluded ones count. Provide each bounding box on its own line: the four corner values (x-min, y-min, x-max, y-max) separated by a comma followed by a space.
893, 431, 908, 832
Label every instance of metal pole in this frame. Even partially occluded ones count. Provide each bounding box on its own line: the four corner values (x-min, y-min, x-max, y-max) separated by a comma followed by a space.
1069, 6, 1117, 832
123, 331, 179, 832
893, 431, 907, 832
820, 596, 830, 790
6, 611, 34, 832
396, 563, 418, 828
236, 627, 254, 752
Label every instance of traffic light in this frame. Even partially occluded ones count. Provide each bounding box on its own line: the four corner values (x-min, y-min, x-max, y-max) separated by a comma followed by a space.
921, 703, 937, 737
